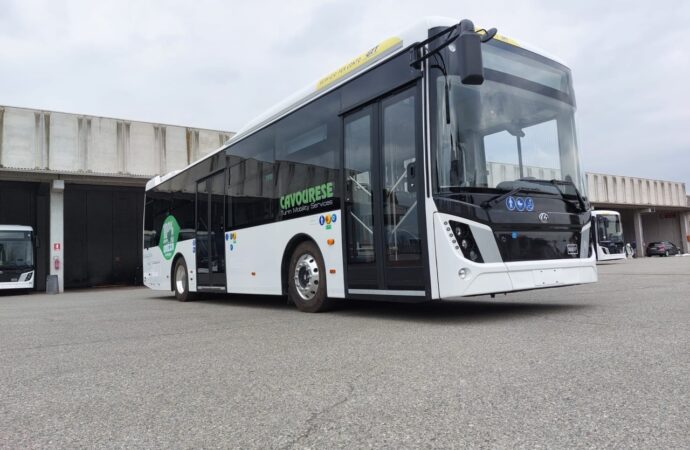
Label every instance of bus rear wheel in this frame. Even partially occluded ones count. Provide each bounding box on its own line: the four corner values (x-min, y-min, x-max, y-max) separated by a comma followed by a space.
288, 241, 333, 313
173, 258, 194, 302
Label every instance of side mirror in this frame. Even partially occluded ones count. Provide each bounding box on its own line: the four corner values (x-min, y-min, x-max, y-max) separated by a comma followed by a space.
406, 162, 417, 193
455, 20, 484, 85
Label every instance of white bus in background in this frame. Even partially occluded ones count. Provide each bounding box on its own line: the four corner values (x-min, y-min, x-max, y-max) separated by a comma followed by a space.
143, 17, 597, 312
0, 225, 35, 291
591, 211, 626, 261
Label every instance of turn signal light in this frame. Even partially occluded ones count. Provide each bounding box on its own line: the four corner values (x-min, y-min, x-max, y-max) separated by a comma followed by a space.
327, 239, 335, 246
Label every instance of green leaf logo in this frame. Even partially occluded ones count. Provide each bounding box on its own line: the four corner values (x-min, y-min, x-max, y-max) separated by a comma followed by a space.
159, 215, 180, 260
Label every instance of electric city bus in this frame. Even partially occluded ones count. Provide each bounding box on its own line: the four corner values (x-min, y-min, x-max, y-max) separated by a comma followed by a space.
0, 225, 35, 291
143, 17, 597, 312
591, 210, 626, 261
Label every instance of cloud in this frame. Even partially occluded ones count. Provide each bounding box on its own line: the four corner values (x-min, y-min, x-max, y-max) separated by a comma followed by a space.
0, 0, 688, 189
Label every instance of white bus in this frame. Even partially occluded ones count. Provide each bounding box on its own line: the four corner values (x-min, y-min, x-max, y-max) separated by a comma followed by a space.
591, 210, 626, 261
0, 225, 35, 291
143, 17, 597, 312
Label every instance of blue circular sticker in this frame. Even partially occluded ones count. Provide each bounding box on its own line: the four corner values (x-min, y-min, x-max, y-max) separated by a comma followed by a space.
516, 197, 526, 211
525, 197, 534, 212
506, 196, 516, 211
229, 244, 234, 251
331, 213, 337, 223
319, 215, 325, 225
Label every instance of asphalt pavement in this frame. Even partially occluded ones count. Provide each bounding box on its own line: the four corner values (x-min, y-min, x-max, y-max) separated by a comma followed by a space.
1, 257, 689, 448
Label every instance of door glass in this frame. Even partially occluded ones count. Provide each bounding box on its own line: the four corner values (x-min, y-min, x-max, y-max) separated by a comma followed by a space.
345, 111, 374, 263
209, 173, 225, 280
381, 91, 421, 265
196, 180, 209, 276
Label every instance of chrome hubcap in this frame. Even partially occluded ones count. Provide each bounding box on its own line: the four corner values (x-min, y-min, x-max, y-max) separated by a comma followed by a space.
293, 253, 320, 301
175, 264, 187, 294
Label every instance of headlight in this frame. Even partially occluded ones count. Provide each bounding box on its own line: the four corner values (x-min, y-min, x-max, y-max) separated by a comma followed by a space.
449, 221, 483, 263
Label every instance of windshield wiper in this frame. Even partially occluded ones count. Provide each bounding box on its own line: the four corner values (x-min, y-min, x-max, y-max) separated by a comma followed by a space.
481, 187, 544, 209
548, 179, 588, 212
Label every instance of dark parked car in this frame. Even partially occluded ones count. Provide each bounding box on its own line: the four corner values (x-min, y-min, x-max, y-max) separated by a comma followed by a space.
646, 241, 681, 257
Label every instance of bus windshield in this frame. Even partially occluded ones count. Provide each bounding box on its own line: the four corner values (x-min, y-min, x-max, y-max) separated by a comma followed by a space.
433, 41, 586, 199
597, 214, 623, 244
0, 231, 33, 269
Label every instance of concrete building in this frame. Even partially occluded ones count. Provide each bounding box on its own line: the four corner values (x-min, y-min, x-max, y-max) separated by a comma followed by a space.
586, 172, 690, 256
0, 105, 232, 291
1, 104, 688, 292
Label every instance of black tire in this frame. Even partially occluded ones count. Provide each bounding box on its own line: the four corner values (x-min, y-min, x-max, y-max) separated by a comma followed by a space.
173, 258, 195, 302
287, 241, 334, 313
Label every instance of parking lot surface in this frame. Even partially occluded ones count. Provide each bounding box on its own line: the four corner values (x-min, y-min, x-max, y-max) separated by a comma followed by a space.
1, 257, 689, 448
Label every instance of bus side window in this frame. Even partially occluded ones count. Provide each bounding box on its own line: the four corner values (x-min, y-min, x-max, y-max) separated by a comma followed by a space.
275, 93, 340, 204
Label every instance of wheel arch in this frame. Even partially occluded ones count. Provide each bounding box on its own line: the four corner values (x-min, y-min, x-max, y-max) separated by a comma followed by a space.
281, 233, 319, 295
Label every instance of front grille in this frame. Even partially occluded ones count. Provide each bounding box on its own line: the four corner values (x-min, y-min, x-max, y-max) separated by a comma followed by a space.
494, 230, 581, 262
604, 242, 624, 254
0, 269, 23, 282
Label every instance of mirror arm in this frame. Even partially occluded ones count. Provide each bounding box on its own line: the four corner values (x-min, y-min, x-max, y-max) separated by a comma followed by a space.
410, 26, 460, 68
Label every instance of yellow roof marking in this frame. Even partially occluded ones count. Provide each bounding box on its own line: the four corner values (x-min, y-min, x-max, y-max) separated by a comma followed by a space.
476, 28, 520, 48
316, 37, 402, 91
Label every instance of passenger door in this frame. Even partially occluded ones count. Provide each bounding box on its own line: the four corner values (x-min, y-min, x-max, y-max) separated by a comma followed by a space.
343, 86, 427, 298
196, 171, 227, 291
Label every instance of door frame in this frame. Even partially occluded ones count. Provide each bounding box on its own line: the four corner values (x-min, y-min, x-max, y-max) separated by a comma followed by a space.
195, 169, 227, 291
341, 81, 431, 300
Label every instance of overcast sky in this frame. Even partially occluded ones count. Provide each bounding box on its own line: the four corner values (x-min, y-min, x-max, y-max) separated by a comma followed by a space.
1, 0, 689, 189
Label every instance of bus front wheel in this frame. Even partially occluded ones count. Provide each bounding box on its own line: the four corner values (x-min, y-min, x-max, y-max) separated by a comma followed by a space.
288, 241, 333, 312
173, 258, 194, 302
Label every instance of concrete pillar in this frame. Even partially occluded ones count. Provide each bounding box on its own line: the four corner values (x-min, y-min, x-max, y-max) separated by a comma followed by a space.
50, 180, 65, 292
681, 213, 690, 254
633, 209, 645, 258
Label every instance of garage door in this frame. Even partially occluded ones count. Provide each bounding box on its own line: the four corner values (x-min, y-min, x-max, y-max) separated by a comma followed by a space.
64, 185, 144, 288
642, 212, 683, 247
0, 181, 50, 291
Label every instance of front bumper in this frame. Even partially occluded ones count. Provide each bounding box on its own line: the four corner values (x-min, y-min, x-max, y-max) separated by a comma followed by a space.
0, 280, 34, 290
434, 213, 598, 299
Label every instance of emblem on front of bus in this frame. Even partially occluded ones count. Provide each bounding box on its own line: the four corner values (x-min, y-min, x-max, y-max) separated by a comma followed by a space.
506, 196, 516, 211
539, 212, 550, 223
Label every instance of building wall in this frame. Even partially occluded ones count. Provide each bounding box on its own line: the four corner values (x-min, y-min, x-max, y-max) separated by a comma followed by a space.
0, 105, 233, 179
586, 172, 687, 208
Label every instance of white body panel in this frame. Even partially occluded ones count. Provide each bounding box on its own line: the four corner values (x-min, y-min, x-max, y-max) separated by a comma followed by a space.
225, 211, 344, 297
143, 239, 196, 292
433, 213, 597, 299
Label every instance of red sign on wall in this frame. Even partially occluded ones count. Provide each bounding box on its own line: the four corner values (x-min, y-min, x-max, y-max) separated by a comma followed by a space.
53, 243, 61, 251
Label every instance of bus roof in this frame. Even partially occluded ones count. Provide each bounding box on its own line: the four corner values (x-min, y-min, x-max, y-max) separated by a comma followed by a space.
146, 16, 565, 191
592, 210, 621, 216
0, 225, 33, 232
